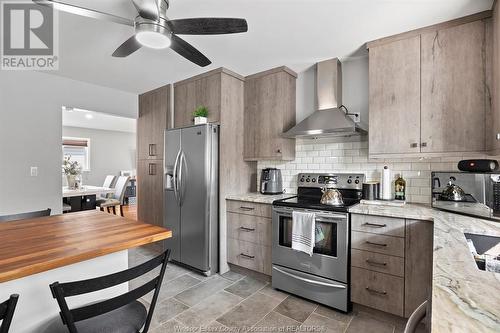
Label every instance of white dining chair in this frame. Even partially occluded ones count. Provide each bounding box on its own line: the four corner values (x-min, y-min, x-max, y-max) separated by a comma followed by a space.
97, 176, 130, 216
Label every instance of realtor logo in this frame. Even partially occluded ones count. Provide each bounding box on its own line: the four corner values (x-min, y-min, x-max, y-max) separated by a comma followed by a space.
1, 1, 58, 70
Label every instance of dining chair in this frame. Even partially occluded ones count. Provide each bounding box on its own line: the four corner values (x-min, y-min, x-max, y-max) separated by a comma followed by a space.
46, 250, 170, 333
97, 176, 130, 216
0, 294, 19, 333
96, 175, 117, 206
0, 208, 51, 222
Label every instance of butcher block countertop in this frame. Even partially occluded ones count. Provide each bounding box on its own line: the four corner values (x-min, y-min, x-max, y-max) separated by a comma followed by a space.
0, 210, 172, 283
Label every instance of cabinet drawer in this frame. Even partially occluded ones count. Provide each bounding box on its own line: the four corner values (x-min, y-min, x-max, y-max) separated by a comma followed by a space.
351, 214, 405, 238
226, 200, 272, 218
227, 238, 271, 275
227, 212, 272, 246
351, 231, 404, 257
351, 249, 404, 277
351, 267, 404, 316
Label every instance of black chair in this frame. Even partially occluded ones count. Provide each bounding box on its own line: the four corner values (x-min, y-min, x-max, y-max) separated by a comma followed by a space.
48, 250, 170, 333
0, 208, 51, 222
0, 294, 19, 333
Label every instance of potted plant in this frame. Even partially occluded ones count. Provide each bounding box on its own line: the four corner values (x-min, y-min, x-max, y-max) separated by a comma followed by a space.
193, 106, 208, 125
63, 156, 82, 189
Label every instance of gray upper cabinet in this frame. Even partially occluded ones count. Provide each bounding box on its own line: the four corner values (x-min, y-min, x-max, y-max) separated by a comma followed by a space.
243, 67, 297, 161
421, 21, 489, 153
368, 13, 493, 157
137, 85, 171, 160
368, 36, 421, 155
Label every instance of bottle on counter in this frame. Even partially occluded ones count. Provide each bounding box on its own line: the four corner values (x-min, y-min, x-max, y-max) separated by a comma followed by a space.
395, 173, 406, 201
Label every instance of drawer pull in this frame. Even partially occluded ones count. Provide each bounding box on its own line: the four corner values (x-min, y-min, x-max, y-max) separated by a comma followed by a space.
366, 259, 387, 267
239, 206, 255, 211
363, 222, 387, 228
365, 241, 387, 247
240, 253, 255, 259
365, 287, 387, 296
240, 226, 256, 232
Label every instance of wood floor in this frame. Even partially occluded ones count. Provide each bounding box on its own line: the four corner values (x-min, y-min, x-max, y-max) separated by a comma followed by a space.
122, 204, 137, 221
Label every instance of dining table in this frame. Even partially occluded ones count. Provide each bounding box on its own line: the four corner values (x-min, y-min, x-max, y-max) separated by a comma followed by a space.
62, 186, 115, 212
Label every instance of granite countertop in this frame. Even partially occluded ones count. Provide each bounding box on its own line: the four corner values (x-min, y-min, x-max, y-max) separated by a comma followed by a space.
349, 203, 500, 332
226, 192, 296, 204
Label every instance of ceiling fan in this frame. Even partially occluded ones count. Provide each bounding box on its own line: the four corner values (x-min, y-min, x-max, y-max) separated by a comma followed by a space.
33, 0, 248, 67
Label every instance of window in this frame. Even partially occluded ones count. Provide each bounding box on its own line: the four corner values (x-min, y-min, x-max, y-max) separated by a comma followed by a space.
62, 137, 90, 171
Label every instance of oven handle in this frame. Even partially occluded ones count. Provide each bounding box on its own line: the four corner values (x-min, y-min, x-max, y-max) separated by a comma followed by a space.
272, 267, 346, 289
273, 208, 347, 220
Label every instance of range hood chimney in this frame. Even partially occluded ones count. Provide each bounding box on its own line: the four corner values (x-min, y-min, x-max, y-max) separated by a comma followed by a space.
283, 58, 367, 139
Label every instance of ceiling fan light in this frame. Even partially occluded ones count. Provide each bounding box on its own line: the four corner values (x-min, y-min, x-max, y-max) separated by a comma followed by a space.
135, 31, 171, 49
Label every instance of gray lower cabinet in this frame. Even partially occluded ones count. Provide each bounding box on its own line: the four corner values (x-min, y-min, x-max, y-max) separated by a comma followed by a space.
350, 214, 433, 318
226, 200, 272, 275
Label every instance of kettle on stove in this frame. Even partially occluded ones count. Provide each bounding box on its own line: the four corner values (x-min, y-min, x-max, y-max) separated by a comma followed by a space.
260, 168, 283, 195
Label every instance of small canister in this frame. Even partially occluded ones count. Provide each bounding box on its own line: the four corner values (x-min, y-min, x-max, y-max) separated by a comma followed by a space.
362, 182, 380, 200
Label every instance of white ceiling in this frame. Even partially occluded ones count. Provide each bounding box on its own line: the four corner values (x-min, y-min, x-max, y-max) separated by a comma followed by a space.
62, 107, 136, 132
49, 0, 494, 94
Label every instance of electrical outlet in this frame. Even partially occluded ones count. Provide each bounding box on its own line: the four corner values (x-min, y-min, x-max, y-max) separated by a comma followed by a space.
30, 166, 38, 177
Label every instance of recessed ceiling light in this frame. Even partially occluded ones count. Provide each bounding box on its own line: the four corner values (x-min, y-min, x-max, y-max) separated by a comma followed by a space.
85, 113, 94, 119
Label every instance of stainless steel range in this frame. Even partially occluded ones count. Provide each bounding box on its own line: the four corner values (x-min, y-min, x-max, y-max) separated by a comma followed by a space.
272, 173, 365, 312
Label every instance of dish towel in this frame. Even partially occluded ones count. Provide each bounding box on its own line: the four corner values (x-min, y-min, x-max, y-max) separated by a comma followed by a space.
291, 211, 316, 256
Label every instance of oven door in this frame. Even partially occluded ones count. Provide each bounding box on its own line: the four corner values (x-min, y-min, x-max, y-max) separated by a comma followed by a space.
272, 206, 348, 283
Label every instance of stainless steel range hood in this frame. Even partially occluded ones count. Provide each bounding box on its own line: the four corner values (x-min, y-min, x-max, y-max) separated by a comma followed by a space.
283, 58, 367, 139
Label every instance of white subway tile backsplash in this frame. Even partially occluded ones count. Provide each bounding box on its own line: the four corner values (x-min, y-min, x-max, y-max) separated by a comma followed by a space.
257, 139, 488, 204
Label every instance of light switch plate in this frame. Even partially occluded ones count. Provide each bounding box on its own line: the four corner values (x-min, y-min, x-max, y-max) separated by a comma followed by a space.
30, 166, 38, 177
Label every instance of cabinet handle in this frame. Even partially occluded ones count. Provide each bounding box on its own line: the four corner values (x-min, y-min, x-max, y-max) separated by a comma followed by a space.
365, 287, 387, 296
148, 144, 156, 156
420, 142, 427, 147
496, 133, 500, 141
148, 163, 156, 176
276, 148, 282, 154
410, 143, 418, 148
363, 222, 387, 228
366, 259, 387, 267
240, 226, 256, 232
365, 241, 387, 247
240, 253, 255, 259
239, 206, 255, 211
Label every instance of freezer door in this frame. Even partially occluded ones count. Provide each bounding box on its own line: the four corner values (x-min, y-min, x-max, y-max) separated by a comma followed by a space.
164, 129, 181, 262
179, 125, 211, 271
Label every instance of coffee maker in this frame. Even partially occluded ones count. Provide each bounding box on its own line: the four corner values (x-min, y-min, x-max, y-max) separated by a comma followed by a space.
260, 168, 283, 194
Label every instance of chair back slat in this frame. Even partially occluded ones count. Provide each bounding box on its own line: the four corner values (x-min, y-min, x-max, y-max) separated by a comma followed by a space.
102, 175, 116, 189
0, 208, 51, 222
0, 294, 19, 333
50, 249, 170, 333
56, 253, 165, 297
113, 176, 130, 203
70, 278, 158, 322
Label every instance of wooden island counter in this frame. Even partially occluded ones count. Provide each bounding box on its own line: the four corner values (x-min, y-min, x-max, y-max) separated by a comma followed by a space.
0, 210, 171, 332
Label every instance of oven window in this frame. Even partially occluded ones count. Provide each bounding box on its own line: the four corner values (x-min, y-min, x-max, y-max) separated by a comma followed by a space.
278, 215, 338, 256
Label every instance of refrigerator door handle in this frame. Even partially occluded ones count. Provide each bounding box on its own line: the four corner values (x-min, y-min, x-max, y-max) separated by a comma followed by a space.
173, 149, 181, 205
179, 151, 187, 206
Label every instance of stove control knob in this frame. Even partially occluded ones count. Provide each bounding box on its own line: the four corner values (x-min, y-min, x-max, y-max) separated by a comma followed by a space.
312, 178, 316, 183
354, 179, 360, 184
306, 178, 310, 182
347, 179, 352, 184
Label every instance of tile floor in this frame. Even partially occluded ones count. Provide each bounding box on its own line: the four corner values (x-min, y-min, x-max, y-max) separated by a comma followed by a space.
130, 246, 412, 333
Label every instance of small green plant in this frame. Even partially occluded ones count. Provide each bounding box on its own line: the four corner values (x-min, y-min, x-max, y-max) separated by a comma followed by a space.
193, 105, 208, 118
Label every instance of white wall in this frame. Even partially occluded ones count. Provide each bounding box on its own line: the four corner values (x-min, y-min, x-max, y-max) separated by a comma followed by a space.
0, 71, 137, 215
62, 126, 136, 186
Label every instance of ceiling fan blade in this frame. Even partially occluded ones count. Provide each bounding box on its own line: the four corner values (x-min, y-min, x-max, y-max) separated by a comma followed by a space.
168, 18, 248, 35
131, 0, 159, 21
112, 36, 142, 57
170, 35, 211, 67
33, 0, 134, 26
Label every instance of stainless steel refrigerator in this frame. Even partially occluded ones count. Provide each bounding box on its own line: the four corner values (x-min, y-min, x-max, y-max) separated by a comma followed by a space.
163, 124, 219, 275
